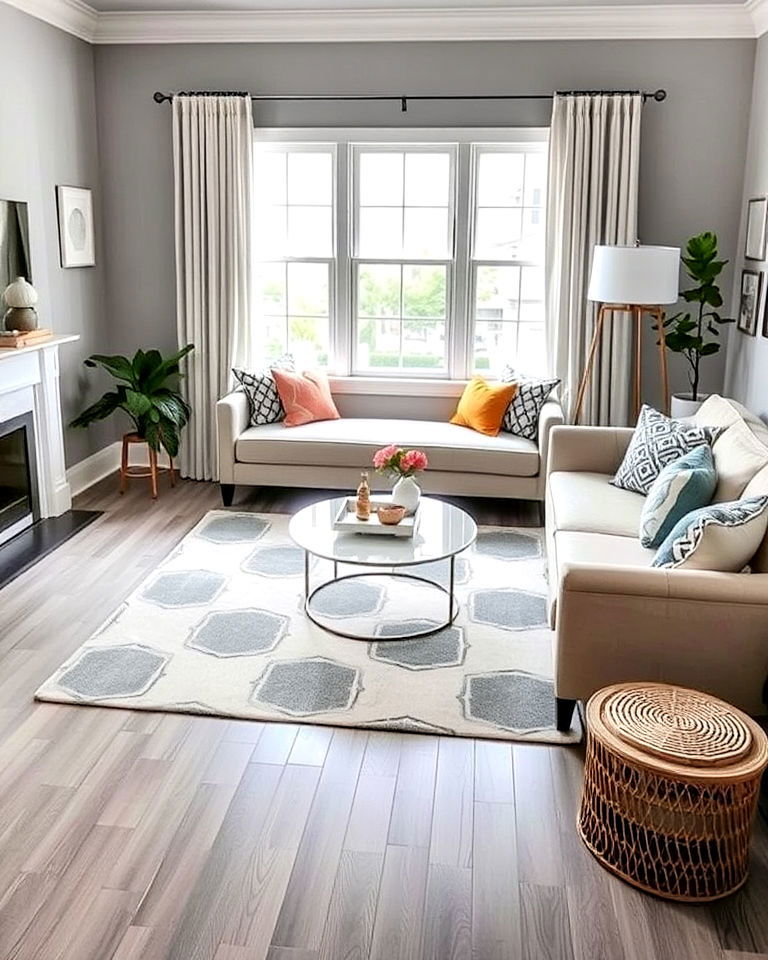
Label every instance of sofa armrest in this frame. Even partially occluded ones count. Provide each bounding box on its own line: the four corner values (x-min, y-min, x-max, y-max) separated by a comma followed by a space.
547, 425, 634, 476
555, 562, 768, 714
536, 398, 565, 496
216, 391, 249, 484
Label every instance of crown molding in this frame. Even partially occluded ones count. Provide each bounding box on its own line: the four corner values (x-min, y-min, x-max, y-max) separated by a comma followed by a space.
5, 0, 766, 44
3, 0, 98, 41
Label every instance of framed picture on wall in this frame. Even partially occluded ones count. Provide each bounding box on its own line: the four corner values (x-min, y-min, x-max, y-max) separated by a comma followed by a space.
56, 185, 95, 268
744, 196, 768, 261
738, 269, 762, 336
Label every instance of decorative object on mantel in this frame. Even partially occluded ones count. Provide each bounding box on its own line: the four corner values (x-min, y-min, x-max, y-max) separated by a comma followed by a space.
579, 682, 768, 901
373, 445, 429, 515
657, 233, 734, 418
744, 196, 767, 261
0, 328, 52, 350
737, 268, 761, 339
56, 185, 95, 268
3, 275, 39, 331
578, 244, 680, 424
70, 345, 194, 496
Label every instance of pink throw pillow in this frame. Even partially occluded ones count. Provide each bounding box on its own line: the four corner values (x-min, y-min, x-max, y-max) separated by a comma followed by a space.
271, 368, 341, 427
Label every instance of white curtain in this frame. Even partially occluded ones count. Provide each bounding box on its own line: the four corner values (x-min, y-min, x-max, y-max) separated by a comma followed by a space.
545, 94, 642, 425
172, 94, 253, 480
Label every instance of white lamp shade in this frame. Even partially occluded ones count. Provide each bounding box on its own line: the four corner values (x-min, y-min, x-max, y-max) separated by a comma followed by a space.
587, 245, 680, 305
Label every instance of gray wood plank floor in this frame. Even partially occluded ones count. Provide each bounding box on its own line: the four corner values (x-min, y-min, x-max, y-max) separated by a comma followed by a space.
0, 475, 766, 960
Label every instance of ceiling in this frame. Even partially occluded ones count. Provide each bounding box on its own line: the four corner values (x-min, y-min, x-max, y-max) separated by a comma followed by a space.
6, 0, 767, 43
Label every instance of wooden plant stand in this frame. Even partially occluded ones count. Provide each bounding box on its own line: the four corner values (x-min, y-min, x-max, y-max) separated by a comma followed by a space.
119, 432, 176, 500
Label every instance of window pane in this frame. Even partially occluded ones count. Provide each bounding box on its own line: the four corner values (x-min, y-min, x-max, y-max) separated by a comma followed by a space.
403, 208, 450, 259
358, 263, 401, 317
474, 208, 523, 260
403, 265, 446, 319
516, 323, 546, 373
404, 153, 450, 206
475, 265, 520, 319
477, 152, 525, 206
523, 152, 547, 207
357, 318, 401, 370
518, 208, 545, 261
255, 262, 286, 315
288, 152, 332, 205
359, 153, 403, 206
264, 315, 288, 362
403, 320, 446, 369
254, 152, 287, 206
473, 320, 518, 374
288, 316, 329, 366
358, 208, 403, 257
287, 206, 333, 257
254, 207, 288, 258
287, 262, 329, 317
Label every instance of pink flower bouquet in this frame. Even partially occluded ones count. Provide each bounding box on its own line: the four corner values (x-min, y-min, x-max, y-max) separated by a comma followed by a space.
372, 445, 429, 478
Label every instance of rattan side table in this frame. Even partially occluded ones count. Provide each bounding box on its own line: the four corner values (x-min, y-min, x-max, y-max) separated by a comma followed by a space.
578, 682, 768, 901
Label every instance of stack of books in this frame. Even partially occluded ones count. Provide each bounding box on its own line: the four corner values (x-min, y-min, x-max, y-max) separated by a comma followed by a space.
0, 328, 53, 349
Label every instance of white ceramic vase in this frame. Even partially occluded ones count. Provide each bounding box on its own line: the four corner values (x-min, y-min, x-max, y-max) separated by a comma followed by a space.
670, 393, 708, 419
391, 475, 421, 514
3, 276, 38, 308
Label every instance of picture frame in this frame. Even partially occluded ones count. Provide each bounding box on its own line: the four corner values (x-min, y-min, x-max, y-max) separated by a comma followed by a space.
763, 284, 768, 338
56, 185, 95, 268
744, 196, 768, 261
738, 269, 762, 336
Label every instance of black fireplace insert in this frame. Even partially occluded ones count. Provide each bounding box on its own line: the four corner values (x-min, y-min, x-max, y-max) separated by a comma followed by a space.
0, 412, 40, 546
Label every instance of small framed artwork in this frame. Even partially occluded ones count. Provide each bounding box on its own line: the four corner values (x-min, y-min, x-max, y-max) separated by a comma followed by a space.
56, 185, 95, 268
738, 269, 762, 336
745, 196, 768, 261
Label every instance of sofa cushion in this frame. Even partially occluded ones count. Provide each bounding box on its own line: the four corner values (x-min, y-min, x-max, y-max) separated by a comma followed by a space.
547, 471, 645, 537
709, 418, 768, 502
554, 530, 656, 570
235, 417, 540, 477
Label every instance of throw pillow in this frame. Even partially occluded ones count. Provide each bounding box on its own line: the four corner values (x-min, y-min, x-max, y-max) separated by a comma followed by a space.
499, 367, 560, 439
272, 368, 340, 427
708, 418, 768, 503
651, 496, 768, 571
744, 465, 768, 573
450, 377, 517, 438
613, 405, 720, 496
639, 446, 717, 548
233, 353, 294, 426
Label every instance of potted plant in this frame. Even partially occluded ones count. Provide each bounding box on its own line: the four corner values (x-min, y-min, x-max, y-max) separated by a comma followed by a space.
71, 345, 194, 458
372, 444, 429, 514
658, 232, 734, 417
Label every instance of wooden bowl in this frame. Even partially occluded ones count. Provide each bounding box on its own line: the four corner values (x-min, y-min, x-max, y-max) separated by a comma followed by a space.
377, 504, 406, 525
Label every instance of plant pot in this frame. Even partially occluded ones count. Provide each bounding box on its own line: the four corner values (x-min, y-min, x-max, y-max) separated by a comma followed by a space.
670, 393, 709, 419
391, 475, 421, 515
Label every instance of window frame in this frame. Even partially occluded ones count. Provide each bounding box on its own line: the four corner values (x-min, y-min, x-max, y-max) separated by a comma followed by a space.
252, 127, 548, 383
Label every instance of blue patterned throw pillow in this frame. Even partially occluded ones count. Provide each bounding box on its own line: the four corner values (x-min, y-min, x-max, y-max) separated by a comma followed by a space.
652, 496, 768, 571
639, 446, 717, 548
233, 353, 294, 426
613, 405, 721, 496
500, 367, 560, 440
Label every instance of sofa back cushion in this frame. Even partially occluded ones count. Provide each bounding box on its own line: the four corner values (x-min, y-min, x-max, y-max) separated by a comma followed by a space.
694, 395, 768, 502
744, 464, 768, 571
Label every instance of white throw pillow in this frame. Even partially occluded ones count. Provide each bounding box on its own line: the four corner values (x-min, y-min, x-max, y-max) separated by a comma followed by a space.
651, 496, 768, 571
709, 418, 768, 503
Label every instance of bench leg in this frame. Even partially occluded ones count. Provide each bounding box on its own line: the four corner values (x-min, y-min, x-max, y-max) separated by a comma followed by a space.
220, 484, 235, 507
556, 697, 576, 732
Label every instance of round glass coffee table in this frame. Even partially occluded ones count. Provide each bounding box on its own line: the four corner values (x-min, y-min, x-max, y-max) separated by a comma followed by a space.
289, 496, 477, 641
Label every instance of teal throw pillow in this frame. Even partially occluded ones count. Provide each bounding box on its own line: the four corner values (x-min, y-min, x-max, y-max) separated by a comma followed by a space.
639, 445, 717, 548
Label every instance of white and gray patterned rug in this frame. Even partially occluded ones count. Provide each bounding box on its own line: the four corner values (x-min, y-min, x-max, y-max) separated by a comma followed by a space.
35, 511, 581, 744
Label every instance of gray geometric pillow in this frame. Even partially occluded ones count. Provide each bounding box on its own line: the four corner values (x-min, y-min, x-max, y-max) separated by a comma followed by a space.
613, 405, 721, 496
232, 353, 294, 426
500, 367, 560, 440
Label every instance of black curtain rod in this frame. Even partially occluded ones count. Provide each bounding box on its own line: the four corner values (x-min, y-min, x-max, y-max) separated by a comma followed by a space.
152, 88, 667, 111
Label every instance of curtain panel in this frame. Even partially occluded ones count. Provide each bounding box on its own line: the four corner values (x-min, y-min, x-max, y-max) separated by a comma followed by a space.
172, 94, 253, 480
545, 93, 642, 426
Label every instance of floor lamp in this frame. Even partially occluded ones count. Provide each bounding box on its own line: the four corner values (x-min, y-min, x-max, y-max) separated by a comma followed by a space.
572, 244, 680, 425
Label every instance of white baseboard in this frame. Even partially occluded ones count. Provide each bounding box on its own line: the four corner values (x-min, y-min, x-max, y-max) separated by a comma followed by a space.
67, 441, 174, 497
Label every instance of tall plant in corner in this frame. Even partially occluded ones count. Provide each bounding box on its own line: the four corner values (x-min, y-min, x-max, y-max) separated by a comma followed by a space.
658, 232, 734, 410
71, 345, 194, 458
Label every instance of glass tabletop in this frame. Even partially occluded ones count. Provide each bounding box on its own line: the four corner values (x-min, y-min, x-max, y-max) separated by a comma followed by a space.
288, 496, 477, 567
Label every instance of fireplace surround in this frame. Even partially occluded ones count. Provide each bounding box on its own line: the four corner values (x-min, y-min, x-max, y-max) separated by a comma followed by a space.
0, 411, 40, 547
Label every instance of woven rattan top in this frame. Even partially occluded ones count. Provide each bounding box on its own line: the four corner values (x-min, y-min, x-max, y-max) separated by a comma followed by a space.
602, 683, 754, 768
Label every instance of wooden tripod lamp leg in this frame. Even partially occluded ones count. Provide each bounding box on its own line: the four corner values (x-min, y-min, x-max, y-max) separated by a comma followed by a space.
572, 305, 607, 425
655, 308, 670, 415
633, 305, 643, 422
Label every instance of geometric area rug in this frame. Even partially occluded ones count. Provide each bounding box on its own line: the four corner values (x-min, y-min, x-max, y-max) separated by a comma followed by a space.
35, 511, 581, 745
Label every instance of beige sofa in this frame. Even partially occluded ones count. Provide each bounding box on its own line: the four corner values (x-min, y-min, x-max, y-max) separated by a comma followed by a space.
216, 387, 563, 505
547, 395, 768, 731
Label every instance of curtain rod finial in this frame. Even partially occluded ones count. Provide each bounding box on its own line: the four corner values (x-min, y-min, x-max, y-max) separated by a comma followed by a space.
153, 91, 168, 104
653, 89, 667, 102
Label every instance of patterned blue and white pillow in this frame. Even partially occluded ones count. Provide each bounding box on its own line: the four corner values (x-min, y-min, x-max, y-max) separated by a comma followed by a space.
639, 446, 717, 548
500, 367, 560, 440
233, 353, 294, 426
652, 496, 768, 571
613, 405, 721, 496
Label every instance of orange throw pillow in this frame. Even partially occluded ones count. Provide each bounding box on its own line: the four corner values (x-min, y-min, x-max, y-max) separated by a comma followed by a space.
272, 368, 341, 427
450, 377, 517, 437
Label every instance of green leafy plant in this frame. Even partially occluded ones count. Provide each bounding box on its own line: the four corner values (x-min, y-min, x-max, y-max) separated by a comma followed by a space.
658, 232, 734, 401
71, 345, 194, 457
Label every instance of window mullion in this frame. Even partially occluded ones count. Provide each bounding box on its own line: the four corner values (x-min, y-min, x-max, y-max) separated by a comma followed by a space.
451, 142, 473, 380
334, 142, 350, 375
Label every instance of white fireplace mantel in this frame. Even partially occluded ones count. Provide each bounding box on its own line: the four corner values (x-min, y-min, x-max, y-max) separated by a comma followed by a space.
0, 335, 80, 519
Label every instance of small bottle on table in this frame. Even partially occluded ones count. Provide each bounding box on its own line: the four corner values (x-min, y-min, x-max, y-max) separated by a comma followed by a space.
356, 471, 371, 520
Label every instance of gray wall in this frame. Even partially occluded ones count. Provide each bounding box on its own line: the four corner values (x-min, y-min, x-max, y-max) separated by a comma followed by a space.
725, 34, 768, 421
0, 4, 113, 466
94, 39, 755, 410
